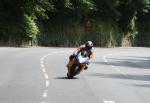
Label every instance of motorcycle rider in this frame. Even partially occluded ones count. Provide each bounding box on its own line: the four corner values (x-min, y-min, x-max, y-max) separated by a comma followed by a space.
67, 41, 93, 70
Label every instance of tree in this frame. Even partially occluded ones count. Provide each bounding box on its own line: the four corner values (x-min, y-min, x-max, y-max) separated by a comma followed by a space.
0, 0, 54, 45
117, 0, 150, 46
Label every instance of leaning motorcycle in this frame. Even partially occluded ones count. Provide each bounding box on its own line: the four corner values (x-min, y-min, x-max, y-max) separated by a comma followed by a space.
67, 51, 89, 79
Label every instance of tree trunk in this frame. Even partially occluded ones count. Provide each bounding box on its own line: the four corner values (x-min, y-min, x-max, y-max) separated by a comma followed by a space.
121, 35, 132, 47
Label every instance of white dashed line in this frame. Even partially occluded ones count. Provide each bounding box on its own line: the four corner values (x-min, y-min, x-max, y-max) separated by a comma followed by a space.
41, 64, 44, 68
103, 52, 128, 75
40, 53, 51, 102
44, 73, 49, 79
43, 55, 47, 58
40, 60, 44, 64
42, 92, 48, 98
41, 58, 44, 61
42, 68, 46, 73
40, 50, 73, 103
103, 100, 115, 103
46, 80, 50, 87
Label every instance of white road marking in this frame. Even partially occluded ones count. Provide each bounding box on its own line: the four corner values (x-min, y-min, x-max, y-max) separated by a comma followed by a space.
41, 64, 44, 68
41, 58, 44, 61
44, 73, 49, 79
103, 54, 113, 63
43, 55, 47, 58
103, 100, 115, 103
103, 56, 108, 63
43, 92, 47, 98
46, 80, 50, 87
40, 53, 51, 101
41, 60, 44, 64
42, 68, 46, 73
40, 50, 71, 103
103, 52, 128, 75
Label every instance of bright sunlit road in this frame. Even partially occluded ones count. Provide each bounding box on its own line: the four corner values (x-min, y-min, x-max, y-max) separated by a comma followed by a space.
0, 47, 150, 103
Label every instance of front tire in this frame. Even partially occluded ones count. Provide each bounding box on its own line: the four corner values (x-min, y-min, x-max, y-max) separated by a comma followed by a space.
71, 64, 81, 76
67, 73, 73, 79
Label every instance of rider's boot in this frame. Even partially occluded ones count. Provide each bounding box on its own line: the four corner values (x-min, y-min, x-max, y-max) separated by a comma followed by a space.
84, 65, 88, 70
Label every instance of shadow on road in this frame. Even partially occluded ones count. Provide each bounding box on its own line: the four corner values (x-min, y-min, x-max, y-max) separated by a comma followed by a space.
92, 56, 150, 69
55, 77, 78, 79
133, 84, 150, 88
88, 73, 150, 81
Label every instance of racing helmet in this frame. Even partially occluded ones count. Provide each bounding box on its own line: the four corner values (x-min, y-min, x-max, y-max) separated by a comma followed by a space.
85, 41, 93, 49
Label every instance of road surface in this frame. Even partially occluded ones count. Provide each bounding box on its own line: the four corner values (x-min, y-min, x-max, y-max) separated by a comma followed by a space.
0, 47, 150, 103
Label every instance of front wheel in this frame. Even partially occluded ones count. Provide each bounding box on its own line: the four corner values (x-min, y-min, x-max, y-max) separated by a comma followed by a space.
67, 73, 73, 79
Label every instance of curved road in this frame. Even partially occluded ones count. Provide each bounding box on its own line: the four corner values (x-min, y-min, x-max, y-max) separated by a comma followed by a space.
0, 47, 150, 103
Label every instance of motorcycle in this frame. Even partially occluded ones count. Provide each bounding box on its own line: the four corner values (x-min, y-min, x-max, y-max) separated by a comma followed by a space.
67, 50, 89, 79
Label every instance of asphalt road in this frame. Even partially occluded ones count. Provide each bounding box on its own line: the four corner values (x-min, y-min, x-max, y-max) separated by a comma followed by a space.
0, 47, 150, 103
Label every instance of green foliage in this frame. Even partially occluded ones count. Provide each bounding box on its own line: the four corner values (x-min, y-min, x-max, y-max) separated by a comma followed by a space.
93, 0, 120, 20
39, 18, 121, 47
24, 14, 39, 39
70, 0, 96, 14
0, 0, 150, 47
34, 0, 54, 19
